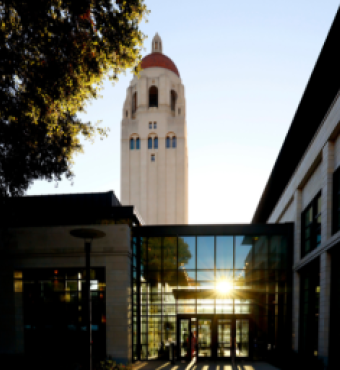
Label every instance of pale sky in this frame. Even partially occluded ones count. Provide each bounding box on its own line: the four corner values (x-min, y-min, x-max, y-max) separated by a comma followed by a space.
26, 1, 340, 224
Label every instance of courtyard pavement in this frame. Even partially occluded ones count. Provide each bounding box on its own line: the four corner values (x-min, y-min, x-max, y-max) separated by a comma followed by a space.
132, 360, 280, 370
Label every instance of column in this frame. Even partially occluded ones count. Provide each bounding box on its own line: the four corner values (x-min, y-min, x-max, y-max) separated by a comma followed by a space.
318, 141, 334, 366
292, 189, 302, 352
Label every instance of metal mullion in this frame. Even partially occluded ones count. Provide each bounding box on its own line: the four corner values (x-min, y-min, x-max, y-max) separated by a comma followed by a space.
214, 235, 216, 315
146, 237, 148, 359
176, 235, 178, 316
196, 235, 197, 314
161, 236, 164, 345
233, 235, 235, 314
137, 236, 141, 361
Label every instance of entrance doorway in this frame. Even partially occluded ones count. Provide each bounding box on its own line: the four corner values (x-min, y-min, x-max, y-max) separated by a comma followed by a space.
178, 316, 250, 361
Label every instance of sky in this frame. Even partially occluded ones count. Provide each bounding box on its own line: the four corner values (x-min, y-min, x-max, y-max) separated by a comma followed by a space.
26, 1, 340, 224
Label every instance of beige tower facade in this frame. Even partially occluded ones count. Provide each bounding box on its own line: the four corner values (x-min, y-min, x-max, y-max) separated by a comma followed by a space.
120, 34, 188, 224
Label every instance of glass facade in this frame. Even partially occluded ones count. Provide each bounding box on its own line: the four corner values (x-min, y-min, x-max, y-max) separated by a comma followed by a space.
132, 225, 292, 361
16, 268, 106, 363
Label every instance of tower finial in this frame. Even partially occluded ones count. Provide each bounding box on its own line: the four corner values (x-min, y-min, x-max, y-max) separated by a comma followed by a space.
152, 33, 162, 54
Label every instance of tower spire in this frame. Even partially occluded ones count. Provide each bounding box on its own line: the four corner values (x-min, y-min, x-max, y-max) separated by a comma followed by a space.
152, 33, 162, 54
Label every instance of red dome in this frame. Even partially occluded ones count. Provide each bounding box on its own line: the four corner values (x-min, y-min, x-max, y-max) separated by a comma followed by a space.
141, 52, 180, 77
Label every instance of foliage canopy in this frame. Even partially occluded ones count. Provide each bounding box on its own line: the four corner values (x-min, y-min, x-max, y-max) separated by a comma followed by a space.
0, 0, 148, 197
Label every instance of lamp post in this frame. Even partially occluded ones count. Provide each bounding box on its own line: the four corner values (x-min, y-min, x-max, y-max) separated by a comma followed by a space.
70, 228, 106, 370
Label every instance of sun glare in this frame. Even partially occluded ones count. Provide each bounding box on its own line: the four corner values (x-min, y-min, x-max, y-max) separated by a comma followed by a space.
216, 279, 233, 294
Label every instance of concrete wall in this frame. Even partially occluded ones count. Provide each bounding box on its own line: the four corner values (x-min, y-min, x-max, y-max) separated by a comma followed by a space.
0, 224, 132, 364
267, 92, 340, 367
120, 65, 188, 225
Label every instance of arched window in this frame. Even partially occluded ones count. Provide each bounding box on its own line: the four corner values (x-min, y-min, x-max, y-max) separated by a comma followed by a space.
136, 137, 140, 150
154, 137, 158, 149
130, 138, 135, 150
149, 86, 158, 108
132, 92, 137, 114
171, 90, 177, 111
172, 136, 177, 148
166, 137, 171, 148
148, 137, 152, 149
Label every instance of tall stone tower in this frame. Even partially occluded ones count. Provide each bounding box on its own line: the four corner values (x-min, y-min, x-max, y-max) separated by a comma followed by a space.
120, 33, 188, 224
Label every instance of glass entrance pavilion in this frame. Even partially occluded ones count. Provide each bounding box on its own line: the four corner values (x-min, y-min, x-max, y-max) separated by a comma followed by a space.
132, 224, 293, 361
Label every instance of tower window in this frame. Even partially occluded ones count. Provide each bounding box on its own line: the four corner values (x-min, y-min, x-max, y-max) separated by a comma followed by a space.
154, 122, 157, 129
172, 136, 177, 148
155, 42, 158, 50
171, 90, 177, 111
166, 136, 171, 148
148, 137, 152, 149
136, 137, 140, 150
154, 137, 158, 149
149, 122, 152, 129
149, 86, 158, 108
126, 110, 128, 118
151, 154, 155, 162
132, 92, 137, 114
130, 138, 135, 150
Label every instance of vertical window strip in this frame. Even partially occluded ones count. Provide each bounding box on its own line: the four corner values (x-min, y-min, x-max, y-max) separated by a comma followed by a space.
130, 138, 135, 150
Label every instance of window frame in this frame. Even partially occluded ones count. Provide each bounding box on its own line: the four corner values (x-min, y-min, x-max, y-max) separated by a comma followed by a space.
130, 138, 135, 150
332, 167, 340, 234
148, 137, 153, 149
172, 136, 177, 148
301, 191, 321, 258
149, 86, 158, 108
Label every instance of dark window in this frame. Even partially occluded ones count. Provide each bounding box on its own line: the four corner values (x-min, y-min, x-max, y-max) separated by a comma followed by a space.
130, 138, 135, 150
178, 108, 181, 115
166, 137, 171, 148
132, 92, 137, 114
136, 138, 140, 150
154, 137, 158, 149
301, 192, 321, 258
299, 259, 320, 357
126, 110, 128, 118
333, 167, 340, 234
172, 136, 177, 148
148, 138, 152, 149
171, 90, 177, 111
149, 86, 158, 108
154, 122, 157, 129
151, 154, 155, 162
149, 122, 152, 129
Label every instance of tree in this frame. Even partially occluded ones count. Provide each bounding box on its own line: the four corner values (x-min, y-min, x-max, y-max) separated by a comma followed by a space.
0, 0, 149, 198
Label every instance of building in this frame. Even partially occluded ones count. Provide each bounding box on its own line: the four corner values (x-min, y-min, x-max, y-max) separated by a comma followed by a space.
0, 195, 293, 365
120, 33, 188, 225
0, 192, 142, 365
2, 7, 340, 370
252, 6, 340, 369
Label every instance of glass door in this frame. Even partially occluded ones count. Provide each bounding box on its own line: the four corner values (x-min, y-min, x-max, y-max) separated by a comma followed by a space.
179, 319, 190, 359
217, 319, 232, 357
235, 319, 249, 358
179, 317, 198, 361
197, 318, 212, 358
